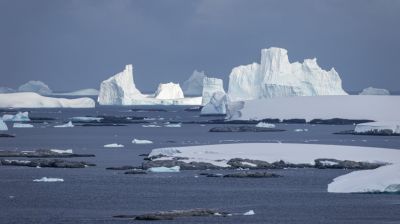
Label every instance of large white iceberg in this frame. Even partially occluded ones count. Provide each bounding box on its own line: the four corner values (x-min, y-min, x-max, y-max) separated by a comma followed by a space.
182, 70, 207, 96
359, 87, 390, 95
18, 81, 52, 95
2, 112, 30, 122
227, 47, 347, 101
200, 91, 227, 115
54, 88, 99, 96
328, 164, 400, 193
0, 92, 95, 108
201, 77, 225, 105
154, 82, 184, 99
0, 119, 8, 131
354, 121, 400, 134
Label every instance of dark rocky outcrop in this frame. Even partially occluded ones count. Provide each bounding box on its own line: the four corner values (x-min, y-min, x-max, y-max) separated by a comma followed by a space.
124, 170, 147, 175
309, 118, 373, 125
114, 209, 227, 220
184, 106, 202, 112
314, 159, 383, 169
0, 149, 94, 158
0, 159, 95, 168
227, 158, 312, 169
106, 165, 140, 170
281, 119, 307, 124
0, 134, 15, 138
223, 172, 282, 178
209, 126, 285, 132
131, 108, 167, 112
334, 130, 400, 136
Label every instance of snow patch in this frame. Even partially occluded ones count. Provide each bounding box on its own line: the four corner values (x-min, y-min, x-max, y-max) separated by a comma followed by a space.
255, 122, 275, 128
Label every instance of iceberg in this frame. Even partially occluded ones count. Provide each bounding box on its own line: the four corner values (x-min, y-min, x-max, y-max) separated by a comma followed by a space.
354, 121, 400, 134
182, 70, 206, 96
18, 80, 52, 95
71, 117, 103, 122
202, 77, 225, 105
0, 92, 95, 108
33, 177, 64, 182
243, 210, 255, 216
164, 123, 182, 128
104, 143, 124, 148
54, 88, 99, 96
227, 47, 347, 101
13, 123, 34, 128
0, 87, 15, 93
200, 91, 227, 115
0, 119, 8, 131
132, 138, 153, 144
98, 64, 143, 105
359, 87, 390, 95
255, 122, 275, 128
2, 112, 30, 122
54, 121, 74, 128
328, 164, 400, 193
154, 82, 184, 99
148, 166, 180, 173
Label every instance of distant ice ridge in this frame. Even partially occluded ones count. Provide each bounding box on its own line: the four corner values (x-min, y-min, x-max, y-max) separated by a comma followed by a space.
354, 121, 400, 134
0, 119, 8, 131
328, 164, 400, 193
2, 112, 30, 122
182, 70, 207, 96
201, 77, 225, 105
359, 87, 390, 95
18, 80, 52, 95
0, 92, 95, 108
154, 82, 184, 99
33, 177, 64, 182
228, 47, 347, 101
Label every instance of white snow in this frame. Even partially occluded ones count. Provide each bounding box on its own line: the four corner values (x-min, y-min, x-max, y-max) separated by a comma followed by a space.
132, 138, 153, 144
359, 87, 390, 95
0, 119, 8, 131
149, 143, 400, 168
154, 82, 184, 99
354, 121, 400, 134
328, 164, 400, 193
148, 166, 180, 173
2, 112, 30, 122
50, 149, 73, 154
319, 160, 339, 166
228, 95, 400, 122
182, 70, 206, 96
200, 91, 227, 115
13, 123, 34, 128
201, 77, 225, 105
243, 210, 255, 216
33, 177, 64, 182
0, 92, 95, 108
54, 121, 74, 128
71, 117, 103, 122
54, 88, 99, 96
164, 123, 182, 128
255, 122, 275, 128
18, 81, 52, 95
227, 47, 347, 101
104, 143, 124, 148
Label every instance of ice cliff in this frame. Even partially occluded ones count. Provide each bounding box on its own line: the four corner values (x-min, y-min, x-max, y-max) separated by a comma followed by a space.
228, 47, 347, 101
201, 77, 225, 105
154, 83, 184, 99
182, 70, 206, 96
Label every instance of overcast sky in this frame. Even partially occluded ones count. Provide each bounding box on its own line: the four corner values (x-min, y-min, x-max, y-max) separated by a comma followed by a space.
0, 0, 399, 92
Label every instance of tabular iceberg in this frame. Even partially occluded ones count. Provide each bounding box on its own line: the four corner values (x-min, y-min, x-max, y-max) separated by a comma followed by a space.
98, 64, 143, 105
154, 82, 184, 99
228, 47, 347, 101
18, 81, 52, 95
359, 87, 390, 95
182, 70, 206, 96
201, 77, 225, 105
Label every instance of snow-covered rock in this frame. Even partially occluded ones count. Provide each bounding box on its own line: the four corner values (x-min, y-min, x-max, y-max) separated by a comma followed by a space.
0, 119, 8, 131
359, 87, 390, 95
200, 91, 227, 115
13, 123, 34, 128
0, 87, 15, 93
33, 177, 64, 182
182, 70, 206, 96
0, 92, 95, 108
328, 164, 400, 193
54, 121, 74, 128
228, 95, 400, 122
50, 149, 73, 154
202, 77, 225, 105
132, 138, 153, 144
104, 143, 124, 148
154, 82, 184, 99
255, 122, 275, 128
148, 166, 180, 173
354, 121, 400, 134
54, 88, 99, 96
98, 64, 143, 105
18, 81, 52, 95
2, 112, 30, 122
227, 47, 347, 101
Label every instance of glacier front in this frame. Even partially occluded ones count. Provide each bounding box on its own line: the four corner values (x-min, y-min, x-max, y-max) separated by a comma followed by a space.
228, 47, 347, 101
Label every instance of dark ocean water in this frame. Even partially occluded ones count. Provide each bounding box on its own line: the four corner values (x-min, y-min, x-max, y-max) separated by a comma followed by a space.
0, 106, 399, 224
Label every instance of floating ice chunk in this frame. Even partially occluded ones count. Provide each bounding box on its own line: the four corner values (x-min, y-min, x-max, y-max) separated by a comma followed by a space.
104, 143, 124, 148
132, 138, 153, 144
71, 117, 103, 122
33, 177, 64, 182
164, 123, 182, 128
359, 87, 390, 95
154, 82, 184, 99
54, 121, 74, 128
243, 210, 255, 216
148, 166, 180, 173
0, 119, 8, 131
142, 124, 161, 128
255, 122, 275, 128
2, 112, 30, 122
294, 129, 308, 132
50, 149, 73, 154
328, 164, 400, 193
13, 123, 34, 128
